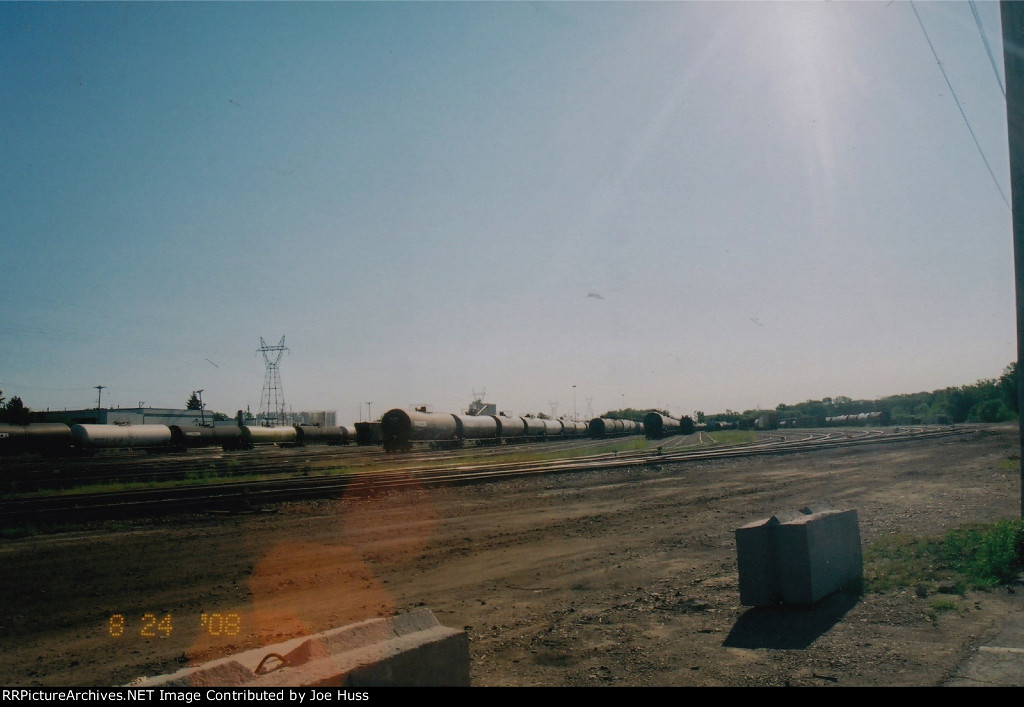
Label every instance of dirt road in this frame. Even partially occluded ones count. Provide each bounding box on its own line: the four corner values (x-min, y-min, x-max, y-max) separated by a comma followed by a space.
2, 426, 1021, 686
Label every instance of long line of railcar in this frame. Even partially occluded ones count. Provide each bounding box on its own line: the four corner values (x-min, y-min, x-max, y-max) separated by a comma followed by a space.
380, 408, 660, 453
1, 408, 699, 457
0, 422, 354, 456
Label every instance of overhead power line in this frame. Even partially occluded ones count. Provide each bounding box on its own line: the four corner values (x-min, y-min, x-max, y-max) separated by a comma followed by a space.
970, 0, 1005, 98
911, 1, 1010, 209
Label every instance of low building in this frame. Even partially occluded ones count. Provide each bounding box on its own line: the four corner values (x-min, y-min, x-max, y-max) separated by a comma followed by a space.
38, 407, 216, 427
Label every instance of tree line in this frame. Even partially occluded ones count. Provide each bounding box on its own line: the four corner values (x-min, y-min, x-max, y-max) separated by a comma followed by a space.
767, 362, 1018, 426
598, 363, 1020, 428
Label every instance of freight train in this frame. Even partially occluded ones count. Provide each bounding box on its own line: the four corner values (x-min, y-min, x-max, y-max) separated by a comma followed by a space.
1, 408, 698, 457
825, 411, 888, 426
0, 421, 354, 456
379, 408, 692, 453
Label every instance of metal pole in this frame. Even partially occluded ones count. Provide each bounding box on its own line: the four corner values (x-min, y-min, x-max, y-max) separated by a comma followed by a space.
197, 389, 205, 427
1001, 0, 1024, 518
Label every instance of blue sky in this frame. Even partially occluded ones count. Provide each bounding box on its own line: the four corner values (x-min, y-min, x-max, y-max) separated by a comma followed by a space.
0, 1, 1014, 424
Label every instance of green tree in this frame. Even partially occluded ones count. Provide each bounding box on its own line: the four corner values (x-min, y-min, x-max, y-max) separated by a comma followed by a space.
970, 398, 1014, 423
1000, 362, 1019, 414
3, 396, 31, 424
186, 392, 202, 410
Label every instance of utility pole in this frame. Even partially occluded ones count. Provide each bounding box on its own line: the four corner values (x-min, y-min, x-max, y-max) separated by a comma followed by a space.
94, 385, 106, 410
196, 389, 206, 427
1002, 1, 1024, 518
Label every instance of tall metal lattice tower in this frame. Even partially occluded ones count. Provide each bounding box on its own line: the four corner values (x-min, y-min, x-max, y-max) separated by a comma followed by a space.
258, 336, 288, 427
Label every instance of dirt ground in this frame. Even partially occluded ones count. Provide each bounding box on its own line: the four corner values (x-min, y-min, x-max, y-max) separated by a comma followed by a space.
3, 425, 1023, 687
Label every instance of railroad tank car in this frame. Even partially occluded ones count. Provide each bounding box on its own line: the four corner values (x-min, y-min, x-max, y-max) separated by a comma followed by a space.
561, 420, 587, 437
0, 423, 74, 456
0, 423, 28, 454
588, 417, 635, 438
520, 417, 544, 440
454, 414, 500, 442
242, 425, 298, 448
71, 424, 174, 452
496, 415, 527, 441
294, 424, 351, 446
212, 424, 247, 450
169, 424, 219, 450
167, 423, 246, 451
541, 419, 564, 438
644, 413, 681, 439
587, 418, 609, 437
381, 409, 458, 453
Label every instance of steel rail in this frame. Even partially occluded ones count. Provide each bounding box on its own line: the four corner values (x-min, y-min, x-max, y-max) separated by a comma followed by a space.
0, 426, 970, 524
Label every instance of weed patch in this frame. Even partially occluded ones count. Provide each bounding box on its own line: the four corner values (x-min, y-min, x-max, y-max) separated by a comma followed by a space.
942, 519, 1024, 589
865, 519, 1024, 594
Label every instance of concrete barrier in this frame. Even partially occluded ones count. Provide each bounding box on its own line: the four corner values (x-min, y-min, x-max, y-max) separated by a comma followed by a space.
131, 608, 469, 687
736, 505, 862, 606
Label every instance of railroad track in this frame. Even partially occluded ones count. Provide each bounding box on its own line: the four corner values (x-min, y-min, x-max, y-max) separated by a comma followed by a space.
0, 426, 971, 524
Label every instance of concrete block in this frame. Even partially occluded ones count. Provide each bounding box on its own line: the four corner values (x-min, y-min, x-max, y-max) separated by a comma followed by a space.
131, 608, 469, 687
736, 506, 862, 606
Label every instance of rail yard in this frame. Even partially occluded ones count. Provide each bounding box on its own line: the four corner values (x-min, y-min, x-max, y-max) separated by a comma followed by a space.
1, 424, 955, 523
2, 423, 1021, 686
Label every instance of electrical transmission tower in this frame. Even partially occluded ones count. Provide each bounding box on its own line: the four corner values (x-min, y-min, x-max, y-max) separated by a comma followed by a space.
257, 336, 288, 427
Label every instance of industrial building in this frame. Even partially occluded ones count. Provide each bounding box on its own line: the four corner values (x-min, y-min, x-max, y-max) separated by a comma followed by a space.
37, 407, 338, 428
37, 407, 216, 427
